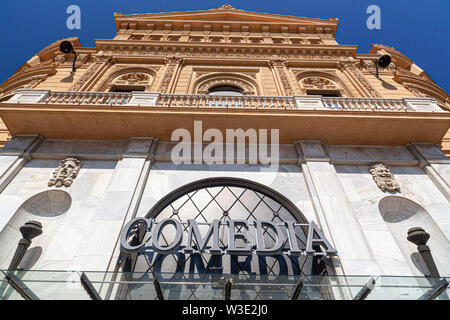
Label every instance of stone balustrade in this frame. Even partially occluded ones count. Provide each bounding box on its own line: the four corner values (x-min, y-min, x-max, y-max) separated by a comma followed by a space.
44, 91, 133, 106
157, 94, 296, 109
6, 89, 446, 113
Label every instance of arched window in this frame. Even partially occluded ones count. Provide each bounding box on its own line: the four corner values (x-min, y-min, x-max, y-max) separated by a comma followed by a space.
119, 178, 332, 300
208, 85, 243, 96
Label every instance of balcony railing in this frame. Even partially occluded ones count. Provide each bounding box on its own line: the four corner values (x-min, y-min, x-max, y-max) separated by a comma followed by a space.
45, 91, 133, 106
5, 89, 445, 113
156, 94, 297, 109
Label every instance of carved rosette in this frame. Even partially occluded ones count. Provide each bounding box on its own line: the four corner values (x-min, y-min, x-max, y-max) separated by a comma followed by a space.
369, 163, 400, 192
48, 158, 82, 188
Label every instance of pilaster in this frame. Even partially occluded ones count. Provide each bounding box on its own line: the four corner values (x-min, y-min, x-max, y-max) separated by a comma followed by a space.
159, 57, 183, 94
75, 138, 157, 275
407, 143, 450, 201
0, 135, 43, 193
0, 135, 43, 233
294, 140, 382, 277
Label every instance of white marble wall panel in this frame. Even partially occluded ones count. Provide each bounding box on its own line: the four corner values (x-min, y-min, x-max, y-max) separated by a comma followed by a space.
136, 163, 316, 223
0, 159, 117, 271
31, 139, 125, 158
0, 156, 19, 179
327, 145, 417, 164
336, 164, 450, 276
300, 158, 382, 276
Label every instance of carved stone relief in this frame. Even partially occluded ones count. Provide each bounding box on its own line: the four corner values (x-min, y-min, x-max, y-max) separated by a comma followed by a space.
295, 71, 355, 97
270, 60, 293, 96
48, 158, 82, 188
114, 73, 151, 85
70, 56, 112, 91
301, 77, 336, 89
369, 163, 400, 192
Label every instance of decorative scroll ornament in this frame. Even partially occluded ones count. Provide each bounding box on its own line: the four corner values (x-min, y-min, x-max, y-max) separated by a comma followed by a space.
301, 77, 334, 89
48, 158, 82, 188
115, 73, 150, 85
369, 163, 400, 192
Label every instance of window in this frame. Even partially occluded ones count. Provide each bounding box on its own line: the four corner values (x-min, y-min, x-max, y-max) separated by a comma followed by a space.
110, 86, 145, 93
208, 85, 243, 96
306, 89, 341, 97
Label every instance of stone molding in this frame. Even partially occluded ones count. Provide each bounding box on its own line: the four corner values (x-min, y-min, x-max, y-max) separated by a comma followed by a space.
127, 92, 160, 107
403, 97, 443, 112
8, 89, 50, 104
294, 95, 325, 110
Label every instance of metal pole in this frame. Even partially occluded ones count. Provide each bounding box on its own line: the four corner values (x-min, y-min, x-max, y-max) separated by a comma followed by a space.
353, 277, 376, 300
407, 227, 440, 277
418, 279, 449, 300
80, 272, 102, 300
291, 279, 304, 300
225, 278, 232, 300
8, 221, 43, 271
153, 272, 164, 300
1, 271, 39, 300
71, 51, 77, 74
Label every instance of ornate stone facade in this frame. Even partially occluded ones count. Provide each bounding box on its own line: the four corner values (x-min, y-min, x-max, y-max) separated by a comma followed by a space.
0, 6, 449, 300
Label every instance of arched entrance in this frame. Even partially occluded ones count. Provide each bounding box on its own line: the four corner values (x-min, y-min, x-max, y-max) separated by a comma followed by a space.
119, 178, 332, 300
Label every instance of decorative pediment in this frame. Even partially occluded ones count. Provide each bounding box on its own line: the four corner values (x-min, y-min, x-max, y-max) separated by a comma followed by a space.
114, 5, 338, 35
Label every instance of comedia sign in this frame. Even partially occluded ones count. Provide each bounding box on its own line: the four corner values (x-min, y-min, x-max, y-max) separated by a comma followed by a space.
120, 218, 337, 257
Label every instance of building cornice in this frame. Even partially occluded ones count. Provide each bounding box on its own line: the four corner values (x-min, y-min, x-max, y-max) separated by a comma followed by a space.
95, 39, 357, 59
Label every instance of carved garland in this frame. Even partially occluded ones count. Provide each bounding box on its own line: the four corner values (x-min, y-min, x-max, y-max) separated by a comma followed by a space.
358, 60, 398, 73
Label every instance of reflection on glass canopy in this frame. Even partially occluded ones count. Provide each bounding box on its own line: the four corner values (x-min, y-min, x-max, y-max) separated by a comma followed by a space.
0, 270, 448, 300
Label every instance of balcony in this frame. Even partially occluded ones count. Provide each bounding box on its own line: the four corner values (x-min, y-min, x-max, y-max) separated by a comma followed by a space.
1, 89, 448, 145
6, 89, 445, 113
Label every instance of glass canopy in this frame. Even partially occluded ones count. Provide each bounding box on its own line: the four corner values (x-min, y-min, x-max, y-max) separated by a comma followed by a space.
1, 269, 448, 300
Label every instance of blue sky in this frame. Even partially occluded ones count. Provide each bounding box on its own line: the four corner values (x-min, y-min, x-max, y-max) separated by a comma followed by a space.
0, 0, 448, 91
